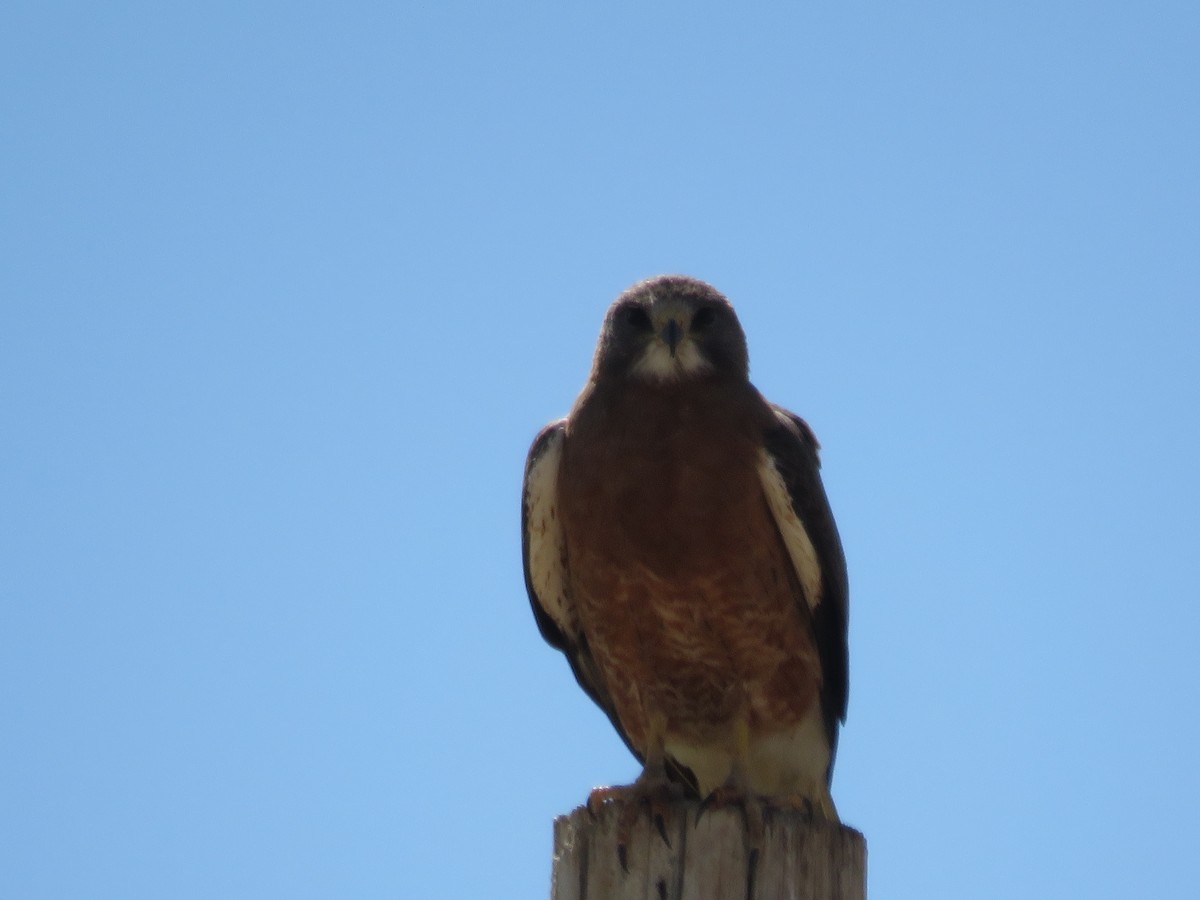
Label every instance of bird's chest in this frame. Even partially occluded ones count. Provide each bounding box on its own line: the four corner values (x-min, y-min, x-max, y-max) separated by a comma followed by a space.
560, 391, 764, 576
557, 388, 814, 738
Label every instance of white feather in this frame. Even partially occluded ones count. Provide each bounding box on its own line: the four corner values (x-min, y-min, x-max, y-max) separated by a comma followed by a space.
630, 341, 712, 381
523, 426, 576, 638
757, 448, 823, 611
664, 702, 837, 820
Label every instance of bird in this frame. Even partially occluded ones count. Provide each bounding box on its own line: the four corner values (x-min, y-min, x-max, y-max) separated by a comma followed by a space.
521, 274, 848, 831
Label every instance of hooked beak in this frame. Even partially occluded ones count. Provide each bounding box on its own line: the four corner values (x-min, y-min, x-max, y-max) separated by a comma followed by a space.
661, 318, 684, 357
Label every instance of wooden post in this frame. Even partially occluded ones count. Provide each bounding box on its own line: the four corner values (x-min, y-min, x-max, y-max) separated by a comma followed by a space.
551, 800, 866, 900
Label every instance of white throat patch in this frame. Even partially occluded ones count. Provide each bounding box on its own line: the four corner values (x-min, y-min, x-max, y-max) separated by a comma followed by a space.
630, 340, 712, 382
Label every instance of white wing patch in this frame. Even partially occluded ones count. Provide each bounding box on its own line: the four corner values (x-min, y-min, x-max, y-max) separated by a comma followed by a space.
523, 427, 576, 638
757, 448, 823, 612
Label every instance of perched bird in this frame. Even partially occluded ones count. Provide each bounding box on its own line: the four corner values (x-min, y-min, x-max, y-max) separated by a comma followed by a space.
521, 275, 848, 826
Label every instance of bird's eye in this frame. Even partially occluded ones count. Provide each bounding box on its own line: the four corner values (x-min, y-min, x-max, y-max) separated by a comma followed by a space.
623, 306, 652, 330
692, 307, 717, 330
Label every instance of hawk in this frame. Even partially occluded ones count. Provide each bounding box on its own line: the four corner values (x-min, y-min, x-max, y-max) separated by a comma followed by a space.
521, 275, 848, 825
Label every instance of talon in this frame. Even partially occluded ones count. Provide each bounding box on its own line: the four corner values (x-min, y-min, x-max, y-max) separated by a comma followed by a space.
773, 791, 832, 822
742, 797, 765, 848
586, 766, 683, 869
654, 812, 671, 847
695, 792, 714, 825
590, 732, 682, 866
698, 781, 766, 849
587, 785, 617, 819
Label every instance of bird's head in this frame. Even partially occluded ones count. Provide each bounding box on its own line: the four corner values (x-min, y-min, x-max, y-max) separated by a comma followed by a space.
593, 275, 749, 384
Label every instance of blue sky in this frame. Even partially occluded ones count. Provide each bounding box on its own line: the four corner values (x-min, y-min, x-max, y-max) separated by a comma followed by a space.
2, 3, 1198, 897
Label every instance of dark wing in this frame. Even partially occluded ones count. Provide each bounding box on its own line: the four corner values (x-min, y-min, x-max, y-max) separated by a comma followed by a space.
521, 421, 643, 764
759, 405, 849, 783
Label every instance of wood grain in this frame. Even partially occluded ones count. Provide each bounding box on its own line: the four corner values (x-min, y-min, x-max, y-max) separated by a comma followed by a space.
551, 800, 865, 900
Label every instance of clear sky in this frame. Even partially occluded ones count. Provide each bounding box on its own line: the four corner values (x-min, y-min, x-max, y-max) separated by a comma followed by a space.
3, 3, 1198, 898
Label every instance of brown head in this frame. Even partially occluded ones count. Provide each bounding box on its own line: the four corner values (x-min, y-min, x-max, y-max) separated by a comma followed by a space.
591, 275, 750, 384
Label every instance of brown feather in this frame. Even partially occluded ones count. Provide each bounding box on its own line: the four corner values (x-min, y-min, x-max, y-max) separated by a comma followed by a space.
558, 375, 820, 754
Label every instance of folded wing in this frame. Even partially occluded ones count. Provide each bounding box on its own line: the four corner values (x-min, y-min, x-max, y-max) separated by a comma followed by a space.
758, 406, 850, 781
521, 421, 641, 762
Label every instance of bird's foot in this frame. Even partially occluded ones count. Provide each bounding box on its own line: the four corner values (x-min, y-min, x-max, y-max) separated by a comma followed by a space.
772, 790, 838, 823
696, 779, 769, 898
767, 792, 814, 818
587, 775, 685, 871
697, 782, 766, 848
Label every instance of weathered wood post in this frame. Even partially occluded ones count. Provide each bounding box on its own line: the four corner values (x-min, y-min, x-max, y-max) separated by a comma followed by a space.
551, 799, 865, 900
